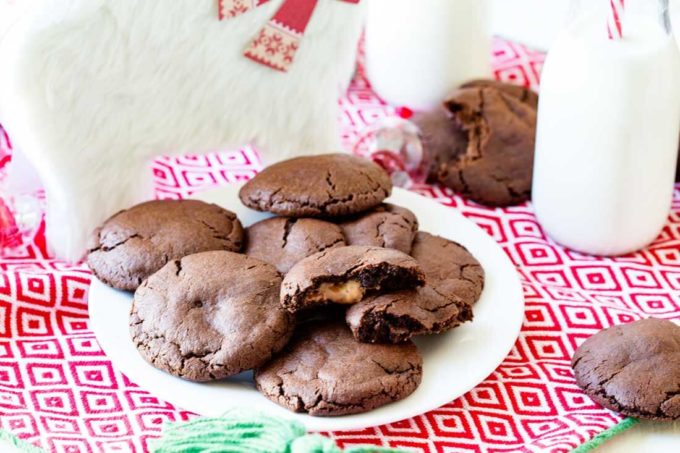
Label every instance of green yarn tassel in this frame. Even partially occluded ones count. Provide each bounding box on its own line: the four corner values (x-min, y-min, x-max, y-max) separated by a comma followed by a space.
290, 435, 342, 453
0, 412, 639, 452
151, 411, 304, 453
571, 418, 640, 453
291, 435, 405, 453
150, 411, 407, 453
0, 429, 45, 453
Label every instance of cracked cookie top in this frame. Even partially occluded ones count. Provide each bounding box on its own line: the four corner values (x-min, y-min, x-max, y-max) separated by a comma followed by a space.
130, 251, 294, 382
239, 154, 392, 218
87, 200, 244, 291
339, 203, 419, 254
245, 217, 346, 274
254, 321, 422, 416
410, 232, 485, 306
461, 79, 539, 110
571, 318, 680, 421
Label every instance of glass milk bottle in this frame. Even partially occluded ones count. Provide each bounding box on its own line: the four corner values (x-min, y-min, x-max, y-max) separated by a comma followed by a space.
365, 0, 492, 111
533, 0, 680, 256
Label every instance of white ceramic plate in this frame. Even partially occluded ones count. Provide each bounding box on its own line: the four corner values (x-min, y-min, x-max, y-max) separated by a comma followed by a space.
89, 186, 524, 431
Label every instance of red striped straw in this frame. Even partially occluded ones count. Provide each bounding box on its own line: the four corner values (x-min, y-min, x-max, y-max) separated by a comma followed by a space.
607, 0, 626, 40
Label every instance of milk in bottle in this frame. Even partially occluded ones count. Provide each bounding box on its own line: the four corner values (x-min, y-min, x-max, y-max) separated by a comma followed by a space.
533, 0, 680, 256
364, 0, 492, 110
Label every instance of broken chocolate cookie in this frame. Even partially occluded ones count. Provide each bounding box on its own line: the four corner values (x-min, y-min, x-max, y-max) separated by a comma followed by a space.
281, 245, 425, 313
416, 84, 537, 207
346, 285, 473, 344
461, 79, 539, 110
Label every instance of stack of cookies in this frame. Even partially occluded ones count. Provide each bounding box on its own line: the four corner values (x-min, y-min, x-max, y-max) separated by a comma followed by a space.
87, 153, 485, 417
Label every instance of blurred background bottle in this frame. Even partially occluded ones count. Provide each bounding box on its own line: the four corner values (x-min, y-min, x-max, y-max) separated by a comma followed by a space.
365, 0, 492, 111
533, 0, 680, 256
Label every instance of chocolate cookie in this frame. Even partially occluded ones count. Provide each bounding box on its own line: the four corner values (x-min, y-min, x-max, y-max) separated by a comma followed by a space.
461, 79, 539, 110
255, 322, 422, 416
339, 204, 419, 254
130, 251, 293, 381
410, 232, 484, 305
281, 245, 426, 313
346, 286, 473, 344
572, 318, 680, 421
239, 154, 392, 218
413, 107, 469, 180
88, 200, 244, 291
432, 86, 536, 206
245, 217, 346, 274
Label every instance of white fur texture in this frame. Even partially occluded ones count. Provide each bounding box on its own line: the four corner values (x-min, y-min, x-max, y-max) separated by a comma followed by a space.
0, 0, 365, 260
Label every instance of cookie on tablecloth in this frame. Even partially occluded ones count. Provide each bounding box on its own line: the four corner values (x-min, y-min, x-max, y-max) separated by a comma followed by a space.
255, 322, 422, 416
130, 251, 293, 381
245, 217, 346, 274
413, 107, 469, 181
461, 79, 539, 110
572, 318, 680, 421
419, 85, 536, 206
346, 285, 473, 343
239, 154, 392, 218
339, 203, 419, 254
87, 200, 244, 291
281, 245, 425, 313
410, 232, 484, 305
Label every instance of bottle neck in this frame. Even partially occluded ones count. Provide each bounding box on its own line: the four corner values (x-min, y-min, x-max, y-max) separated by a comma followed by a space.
568, 0, 673, 36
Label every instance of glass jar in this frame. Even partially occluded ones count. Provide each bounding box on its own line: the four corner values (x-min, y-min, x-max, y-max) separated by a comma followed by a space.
533, 0, 680, 255
364, 0, 492, 111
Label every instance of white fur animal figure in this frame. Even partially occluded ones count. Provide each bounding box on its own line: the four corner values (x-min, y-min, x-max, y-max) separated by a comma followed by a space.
0, 0, 366, 260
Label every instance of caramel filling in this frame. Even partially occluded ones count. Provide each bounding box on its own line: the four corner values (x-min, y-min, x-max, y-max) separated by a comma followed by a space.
308, 280, 365, 305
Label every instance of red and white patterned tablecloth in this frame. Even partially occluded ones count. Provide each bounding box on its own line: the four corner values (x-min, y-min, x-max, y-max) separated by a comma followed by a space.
1, 38, 679, 453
